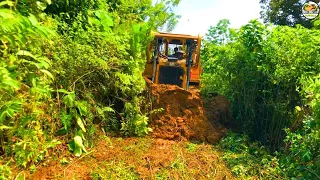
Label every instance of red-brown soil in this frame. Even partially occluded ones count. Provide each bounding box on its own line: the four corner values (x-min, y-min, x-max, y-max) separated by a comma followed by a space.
145, 78, 230, 144
27, 137, 233, 180
11, 80, 235, 180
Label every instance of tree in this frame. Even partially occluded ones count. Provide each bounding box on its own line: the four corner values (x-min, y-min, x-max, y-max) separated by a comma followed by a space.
40, 0, 180, 32
259, 0, 320, 28
204, 19, 238, 45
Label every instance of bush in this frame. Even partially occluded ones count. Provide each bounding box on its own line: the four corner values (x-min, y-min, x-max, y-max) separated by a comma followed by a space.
0, 5, 61, 167
279, 75, 320, 179
218, 132, 283, 179
203, 19, 320, 179
201, 20, 320, 149
0, 0, 181, 169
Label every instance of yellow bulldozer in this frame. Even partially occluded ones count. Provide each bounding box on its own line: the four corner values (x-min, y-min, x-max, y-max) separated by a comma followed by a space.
143, 32, 202, 90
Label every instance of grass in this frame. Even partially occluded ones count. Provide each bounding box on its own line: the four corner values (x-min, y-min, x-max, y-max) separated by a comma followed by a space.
0, 163, 12, 180
91, 161, 139, 180
10, 136, 234, 179
155, 157, 189, 180
186, 143, 198, 152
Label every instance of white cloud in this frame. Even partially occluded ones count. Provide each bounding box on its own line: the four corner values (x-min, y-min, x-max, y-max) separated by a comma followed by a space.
170, 0, 262, 36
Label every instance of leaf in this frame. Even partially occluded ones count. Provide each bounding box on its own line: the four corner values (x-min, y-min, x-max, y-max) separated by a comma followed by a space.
60, 110, 72, 130
76, 129, 86, 141
73, 135, 85, 157
147, 127, 153, 132
102, 107, 115, 113
132, 24, 141, 34
3, 35, 15, 46
101, 14, 113, 27
36, 1, 47, 11
57, 89, 71, 94
73, 147, 82, 157
0, 100, 22, 123
302, 150, 312, 162
40, 69, 54, 80
75, 101, 88, 116
0, 125, 12, 130
56, 128, 68, 136
28, 14, 39, 26
0, 1, 14, 7
67, 140, 75, 151
313, 20, 320, 27
94, 10, 101, 18
36, 57, 51, 69
2, 77, 21, 90
88, 17, 100, 26
76, 116, 86, 132
62, 92, 75, 107
13, 34, 26, 45
16, 50, 37, 60
95, 10, 113, 28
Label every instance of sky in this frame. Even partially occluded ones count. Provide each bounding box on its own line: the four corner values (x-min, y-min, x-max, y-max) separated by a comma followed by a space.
169, 0, 262, 36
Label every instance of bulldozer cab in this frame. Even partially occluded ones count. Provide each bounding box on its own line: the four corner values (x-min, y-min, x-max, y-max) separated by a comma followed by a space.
144, 32, 202, 90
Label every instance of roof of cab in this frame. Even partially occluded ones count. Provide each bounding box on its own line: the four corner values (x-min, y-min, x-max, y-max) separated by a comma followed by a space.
153, 32, 200, 40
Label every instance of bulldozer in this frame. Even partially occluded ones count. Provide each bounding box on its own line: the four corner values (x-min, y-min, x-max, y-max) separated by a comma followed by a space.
143, 32, 202, 90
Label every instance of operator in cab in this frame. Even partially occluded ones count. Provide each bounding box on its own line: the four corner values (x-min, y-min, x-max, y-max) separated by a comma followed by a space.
170, 47, 184, 60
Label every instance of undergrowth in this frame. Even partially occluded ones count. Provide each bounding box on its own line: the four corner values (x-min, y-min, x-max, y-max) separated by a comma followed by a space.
0, 0, 181, 174
203, 19, 320, 179
91, 161, 139, 180
218, 132, 283, 179
219, 127, 320, 179
1, 0, 320, 179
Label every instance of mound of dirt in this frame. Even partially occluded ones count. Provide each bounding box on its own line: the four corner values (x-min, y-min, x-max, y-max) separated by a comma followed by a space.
145, 78, 230, 144
204, 95, 234, 125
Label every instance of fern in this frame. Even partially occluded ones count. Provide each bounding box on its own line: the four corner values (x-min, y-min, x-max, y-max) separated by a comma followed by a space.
0, 6, 55, 49
0, 100, 22, 123
60, 110, 72, 130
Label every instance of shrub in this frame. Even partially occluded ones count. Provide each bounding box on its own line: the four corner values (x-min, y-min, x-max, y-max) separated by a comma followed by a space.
218, 132, 283, 179
201, 20, 320, 149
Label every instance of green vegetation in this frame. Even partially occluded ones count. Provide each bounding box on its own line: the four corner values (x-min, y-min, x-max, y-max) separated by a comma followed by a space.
218, 132, 282, 179
202, 19, 320, 179
186, 143, 197, 152
0, 0, 180, 173
259, 0, 312, 28
1, 0, 320, 179
91, 161, 139, 180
